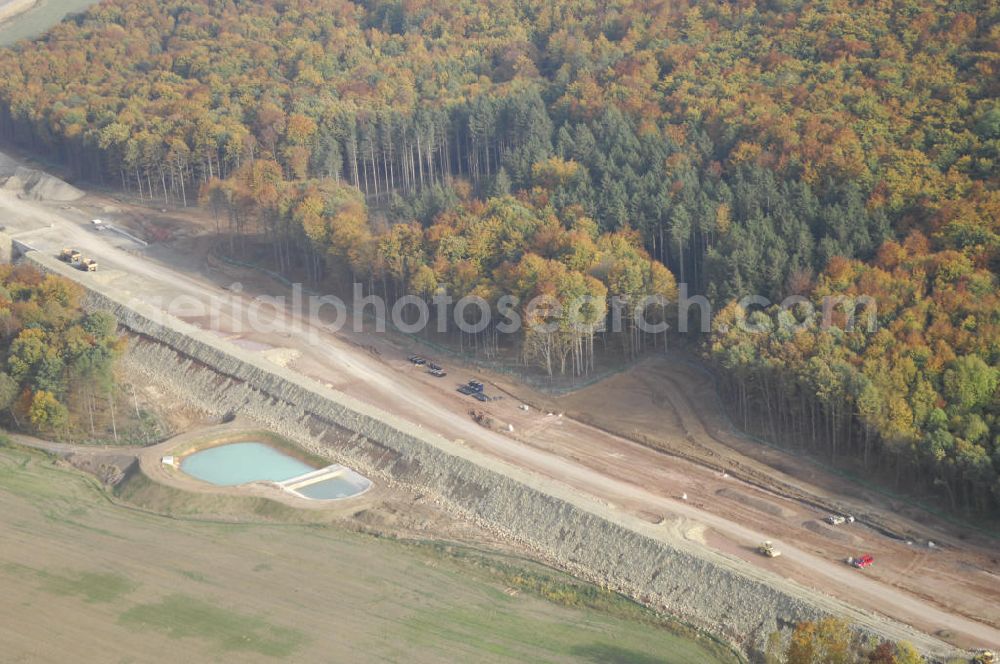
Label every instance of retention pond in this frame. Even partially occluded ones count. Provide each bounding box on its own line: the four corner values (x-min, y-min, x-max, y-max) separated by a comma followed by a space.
180, 442, 314, 486
179, 441, 371, 501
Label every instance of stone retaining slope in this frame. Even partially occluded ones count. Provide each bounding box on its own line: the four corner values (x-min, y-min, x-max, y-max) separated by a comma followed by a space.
24, 251, 952, 659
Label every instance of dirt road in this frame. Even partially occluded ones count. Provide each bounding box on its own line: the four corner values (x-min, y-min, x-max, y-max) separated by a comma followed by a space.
1, 159, 997, 652
0, 0, 35, 24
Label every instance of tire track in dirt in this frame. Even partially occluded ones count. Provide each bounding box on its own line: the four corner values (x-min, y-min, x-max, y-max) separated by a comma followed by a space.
649, 367, 917, 542
575, 362, 1000, 633
624, 369, 839, 518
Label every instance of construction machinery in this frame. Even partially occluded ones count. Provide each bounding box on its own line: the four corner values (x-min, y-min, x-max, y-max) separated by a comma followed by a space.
757, 541, 781, 558
469, 409, 492, 427
847, 554, 874, 568
826, 514, 855, 525
458, 380, 489, 399
59, 247, 81, 263
80, 258, 98, 272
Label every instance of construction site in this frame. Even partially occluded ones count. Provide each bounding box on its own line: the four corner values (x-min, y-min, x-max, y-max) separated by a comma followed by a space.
0, 147, 998, 661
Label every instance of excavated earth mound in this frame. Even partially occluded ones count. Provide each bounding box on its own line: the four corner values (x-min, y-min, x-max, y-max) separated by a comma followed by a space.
0, 151, 16, 177
2, 165, 84, 201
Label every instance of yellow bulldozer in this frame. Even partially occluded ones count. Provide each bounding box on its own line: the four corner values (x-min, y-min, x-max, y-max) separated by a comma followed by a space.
59, 247, 81, 263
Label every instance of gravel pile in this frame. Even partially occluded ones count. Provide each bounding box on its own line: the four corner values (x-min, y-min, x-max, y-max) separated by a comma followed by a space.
2, 165, 84, 201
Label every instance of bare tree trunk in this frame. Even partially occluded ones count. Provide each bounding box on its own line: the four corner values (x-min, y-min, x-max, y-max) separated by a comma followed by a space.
131, 384, 140, 419
416, 131, 425, 189
108, 390, 118, 443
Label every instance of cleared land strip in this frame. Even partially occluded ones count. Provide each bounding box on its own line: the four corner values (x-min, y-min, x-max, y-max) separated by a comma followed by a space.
23, 250, 972, 659
0, 0, 35, 23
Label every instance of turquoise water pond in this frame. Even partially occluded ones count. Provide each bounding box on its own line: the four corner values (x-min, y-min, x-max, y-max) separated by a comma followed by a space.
297, 475, 371, 500
180, 442, 316, 487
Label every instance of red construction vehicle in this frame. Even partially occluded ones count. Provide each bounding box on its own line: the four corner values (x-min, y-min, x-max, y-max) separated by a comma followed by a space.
847, 554, 874, 568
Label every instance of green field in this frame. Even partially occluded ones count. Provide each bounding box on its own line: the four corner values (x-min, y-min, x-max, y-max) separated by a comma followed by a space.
0, 444, 737, 663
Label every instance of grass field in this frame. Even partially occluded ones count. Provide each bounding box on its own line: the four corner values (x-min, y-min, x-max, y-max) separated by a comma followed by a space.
0, 444, 737, 663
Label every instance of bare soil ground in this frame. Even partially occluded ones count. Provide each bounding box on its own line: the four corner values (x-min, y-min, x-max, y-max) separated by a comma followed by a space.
0, 151, 997, 652
547, 359, 1000, 642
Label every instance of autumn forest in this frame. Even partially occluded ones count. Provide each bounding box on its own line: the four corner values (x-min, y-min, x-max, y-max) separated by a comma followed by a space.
0, 0, 996, 515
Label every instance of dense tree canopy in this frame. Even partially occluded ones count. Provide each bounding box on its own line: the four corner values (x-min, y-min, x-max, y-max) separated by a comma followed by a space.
711, 232, 999, 514
0, 0, 996, 512
0, 0, 995, 289
766, 618, 924, 664
0, 265, 122, 434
